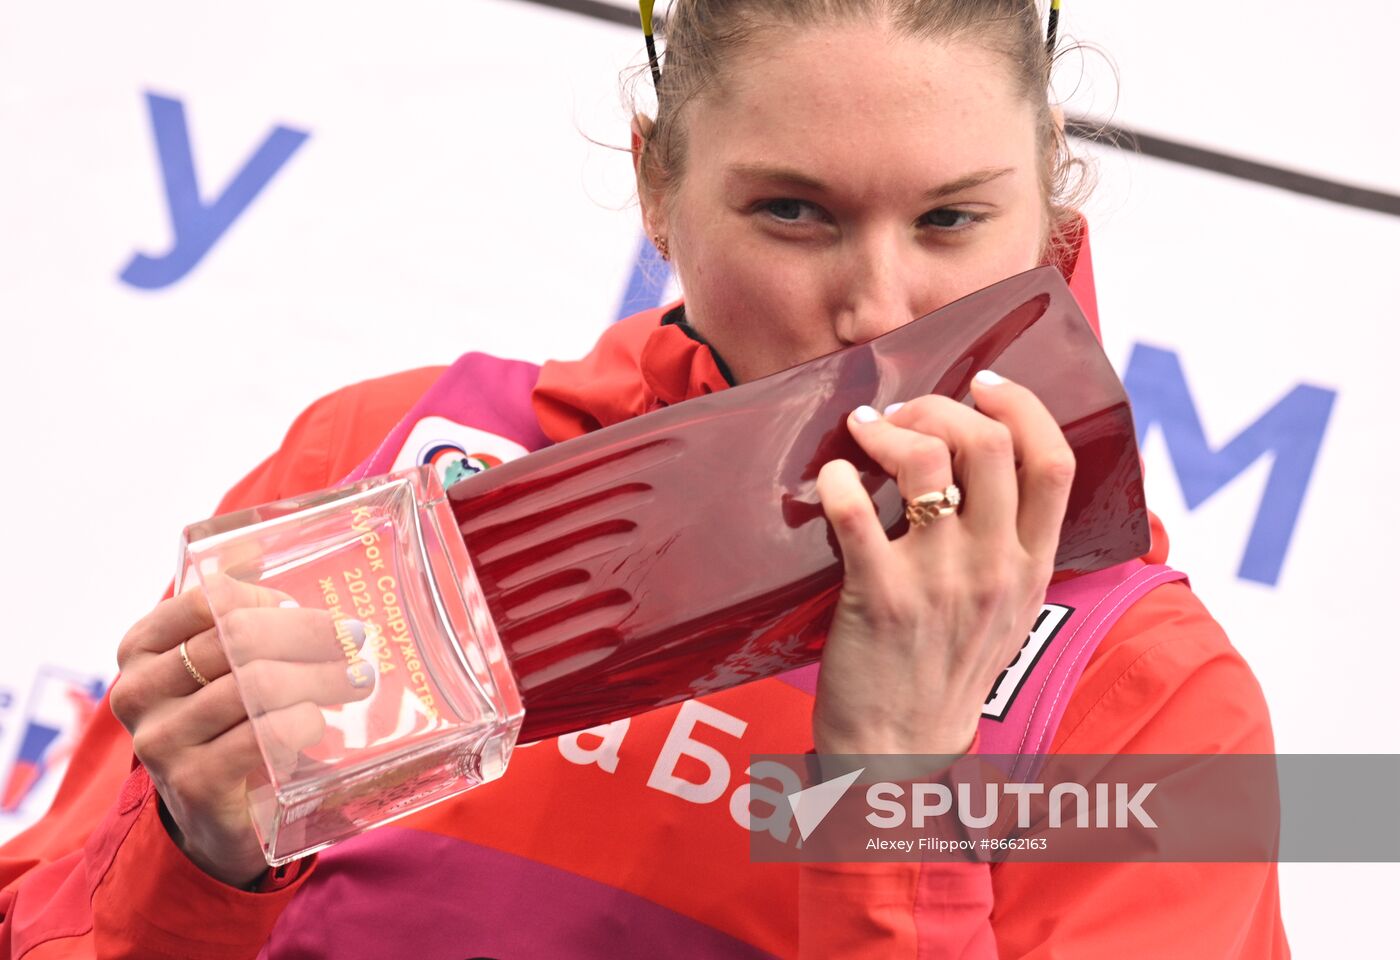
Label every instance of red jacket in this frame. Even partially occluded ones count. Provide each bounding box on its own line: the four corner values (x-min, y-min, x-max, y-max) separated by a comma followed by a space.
0, 308, 1287, 958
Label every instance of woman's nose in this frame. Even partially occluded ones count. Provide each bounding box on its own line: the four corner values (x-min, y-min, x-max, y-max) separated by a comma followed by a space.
832, 239, 920, 346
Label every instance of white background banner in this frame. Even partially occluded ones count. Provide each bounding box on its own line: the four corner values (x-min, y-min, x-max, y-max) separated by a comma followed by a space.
2, 1, 1395, 953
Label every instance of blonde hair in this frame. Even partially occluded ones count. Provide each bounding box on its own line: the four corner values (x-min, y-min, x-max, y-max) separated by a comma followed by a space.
634, 0, 1092, 260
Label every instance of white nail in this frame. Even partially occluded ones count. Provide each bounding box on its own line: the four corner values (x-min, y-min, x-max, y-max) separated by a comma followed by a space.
973, 369, 1005, 386
347, 660, 376, 691
852, 405, 880, 423
278, 599, 300, 609
883, 401, 905, 416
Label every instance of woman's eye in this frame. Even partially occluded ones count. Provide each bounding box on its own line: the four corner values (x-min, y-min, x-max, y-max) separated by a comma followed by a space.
759, 199, 823, 223
919, 208, 982, 230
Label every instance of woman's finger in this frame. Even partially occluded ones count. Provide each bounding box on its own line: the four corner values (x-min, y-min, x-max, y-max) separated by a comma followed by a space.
816, 458, 895, 587
150, 655, 374, 749
134, 673, 247, 755
856, 399, 1018, 536
167, 625, 226, 693
846, 407, 956, 508
117, 585, 217, 671
194, 702, 327, 785
229, 656, 376, 721
965, 371, 1077, 565
166, 608, 364, 702
117, 574, 294, 671
222, 607, 364, 667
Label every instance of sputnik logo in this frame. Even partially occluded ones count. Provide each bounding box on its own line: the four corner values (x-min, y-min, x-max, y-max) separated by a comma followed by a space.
788, 768, 865, 841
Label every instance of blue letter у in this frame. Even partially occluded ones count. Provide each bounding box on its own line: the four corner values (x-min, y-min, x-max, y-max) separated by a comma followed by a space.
120, 92, 309, 290
1123, 343, 1336, 586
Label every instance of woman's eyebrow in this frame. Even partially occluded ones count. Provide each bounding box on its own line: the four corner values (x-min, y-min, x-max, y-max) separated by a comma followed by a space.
724, 163, 1017, 200
923, 166, 1016, 200
724, 163, 827, 192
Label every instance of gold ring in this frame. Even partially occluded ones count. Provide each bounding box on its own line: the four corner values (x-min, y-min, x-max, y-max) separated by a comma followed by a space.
904, 484, 963, 527
179, 640, 211, 688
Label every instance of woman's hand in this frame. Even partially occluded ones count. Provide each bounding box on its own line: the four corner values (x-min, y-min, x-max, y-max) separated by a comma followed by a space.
812, 371, 1076, 757
109, 575, 373, 887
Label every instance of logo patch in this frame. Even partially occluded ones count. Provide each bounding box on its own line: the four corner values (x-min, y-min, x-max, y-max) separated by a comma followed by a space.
390, 416, 528, 488
981, 604, 1073, 721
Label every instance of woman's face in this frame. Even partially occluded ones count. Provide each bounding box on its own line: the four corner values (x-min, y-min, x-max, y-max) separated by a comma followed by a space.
649, 24, 1047, 384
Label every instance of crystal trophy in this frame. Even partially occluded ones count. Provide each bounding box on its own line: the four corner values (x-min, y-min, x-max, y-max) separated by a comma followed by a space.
175, 467, 523, 865
177, 264, 1149, 865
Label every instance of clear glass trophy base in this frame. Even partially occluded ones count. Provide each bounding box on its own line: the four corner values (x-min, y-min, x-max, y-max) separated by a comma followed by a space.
175, 466, 523, 866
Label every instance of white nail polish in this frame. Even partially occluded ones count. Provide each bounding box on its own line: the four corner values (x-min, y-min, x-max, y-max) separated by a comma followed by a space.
278, 599, 300, 609
347, 660, 376, 690
974, 369, 1005, 386
852, 405, 880, 423
883, 401, 905, 416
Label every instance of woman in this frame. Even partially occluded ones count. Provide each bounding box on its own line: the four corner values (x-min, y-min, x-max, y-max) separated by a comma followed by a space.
0, 1, 1285, 956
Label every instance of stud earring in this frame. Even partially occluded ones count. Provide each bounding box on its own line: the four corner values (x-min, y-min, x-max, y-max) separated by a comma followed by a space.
652, 234, 670, 261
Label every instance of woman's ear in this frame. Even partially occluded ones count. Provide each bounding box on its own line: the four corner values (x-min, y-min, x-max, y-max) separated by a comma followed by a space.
630, 113, 654, 175
631, 113, 665, 238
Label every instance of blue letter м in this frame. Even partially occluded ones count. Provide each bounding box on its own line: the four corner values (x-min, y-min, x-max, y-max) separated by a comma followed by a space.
1122, 343, 1336, 586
